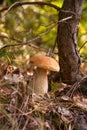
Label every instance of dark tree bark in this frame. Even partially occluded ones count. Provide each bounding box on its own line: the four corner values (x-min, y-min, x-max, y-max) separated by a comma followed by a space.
57, 0, 85, 84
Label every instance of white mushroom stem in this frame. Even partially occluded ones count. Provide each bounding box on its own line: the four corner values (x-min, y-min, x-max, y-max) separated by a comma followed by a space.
33, 67, 48, 94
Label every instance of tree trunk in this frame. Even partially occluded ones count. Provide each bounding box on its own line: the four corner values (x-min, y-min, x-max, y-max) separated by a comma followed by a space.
57, 0, 85, 84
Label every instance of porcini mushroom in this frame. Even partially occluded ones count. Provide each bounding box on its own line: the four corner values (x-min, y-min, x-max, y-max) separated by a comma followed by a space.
30, 55, 59, 95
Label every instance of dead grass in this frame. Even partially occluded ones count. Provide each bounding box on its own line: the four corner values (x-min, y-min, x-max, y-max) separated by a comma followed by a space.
0, 66, 87, 130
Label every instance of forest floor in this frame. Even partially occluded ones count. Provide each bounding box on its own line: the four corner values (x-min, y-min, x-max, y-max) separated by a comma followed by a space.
0, 63, 87, 130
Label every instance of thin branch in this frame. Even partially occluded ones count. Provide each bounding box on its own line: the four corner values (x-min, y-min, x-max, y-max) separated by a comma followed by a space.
0, 1, 76, 16
0, 34, 45, 51
79, 41, 87, 52
58, 15, 73, 23
0, 16, 73, 51
0, 16, 73, 50
0, 1, 60, 13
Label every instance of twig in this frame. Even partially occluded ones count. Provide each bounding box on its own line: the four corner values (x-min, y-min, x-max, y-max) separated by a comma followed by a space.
0, 36, 44, 51
0, 1, 76, 16
0, 16, 73, 51
79, 41, 87, 52
0, 1, 60, 13
58, 15, 73, 23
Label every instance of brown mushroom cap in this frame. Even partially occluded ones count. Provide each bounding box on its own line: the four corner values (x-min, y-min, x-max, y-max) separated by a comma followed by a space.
30, 55, 59, 72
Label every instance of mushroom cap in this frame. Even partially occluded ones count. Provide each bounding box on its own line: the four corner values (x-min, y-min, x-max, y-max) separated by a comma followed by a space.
30, 55, 59, 72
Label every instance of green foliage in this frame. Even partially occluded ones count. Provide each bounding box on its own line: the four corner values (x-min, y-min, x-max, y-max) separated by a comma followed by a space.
0, 0, 60, 66
78, 1, 87, 59
0, 0, 87, 66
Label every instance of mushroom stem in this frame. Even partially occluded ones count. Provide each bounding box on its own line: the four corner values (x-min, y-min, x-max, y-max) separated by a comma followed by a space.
33, 67, 48, 94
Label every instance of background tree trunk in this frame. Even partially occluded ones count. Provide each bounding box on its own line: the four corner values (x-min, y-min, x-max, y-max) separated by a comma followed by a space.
57, 0, 85, 84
